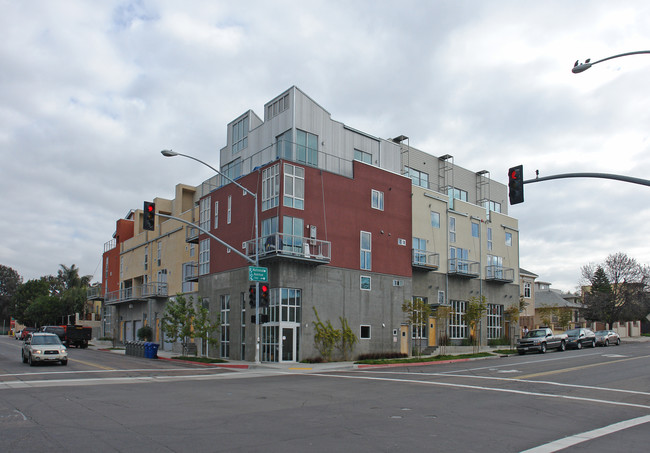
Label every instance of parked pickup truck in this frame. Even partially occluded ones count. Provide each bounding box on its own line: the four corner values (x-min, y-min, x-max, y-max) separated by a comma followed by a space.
41, 325, 92, 348
517, 328, 567, 354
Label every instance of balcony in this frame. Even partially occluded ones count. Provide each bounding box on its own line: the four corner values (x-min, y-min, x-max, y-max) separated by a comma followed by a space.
448, 258, 480, 279
186, 225, 199, 243
244, 233, 331, 265
87, 285, 104, 300
183, 262, 199, 283
485, 265, 515, 283
412, 249, 440, 271
105, 282, 168, 305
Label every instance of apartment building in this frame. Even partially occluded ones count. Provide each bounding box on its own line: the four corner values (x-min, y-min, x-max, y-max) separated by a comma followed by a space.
91, 184, 199, 347
191, 86, 520, 362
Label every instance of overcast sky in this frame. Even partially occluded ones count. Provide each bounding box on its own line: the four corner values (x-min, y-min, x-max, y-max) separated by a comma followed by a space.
2, 0, 650, 293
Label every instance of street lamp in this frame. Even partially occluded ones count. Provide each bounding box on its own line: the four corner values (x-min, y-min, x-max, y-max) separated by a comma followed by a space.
572, 50, 650, 73
161, 149, 261, 362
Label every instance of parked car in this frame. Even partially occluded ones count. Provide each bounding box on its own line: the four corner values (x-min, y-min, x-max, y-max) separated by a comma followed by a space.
14, 329, 22, 340
22, 332, 68, 366
517, 327, 568, 354
564, 328, 596, 349
20, 327, 37, 340
40, 326, 66, 343
595, 330, 621, 347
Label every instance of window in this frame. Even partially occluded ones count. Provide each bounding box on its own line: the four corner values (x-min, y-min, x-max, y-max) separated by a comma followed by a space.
120, 256, 124, 279
262, 164, 280, 211
214, 201, 219, 229
450, 247, 469, 273
487, 304, 503, 339
487, 255, 504, 279
354, 149, 372, 164
406, 167, 429, 188
282, 216, 304, 254
524, 282, 531, 298
438, 291, 445, 305
487, 227, 493, 251
182, 262, 194, 293
189, 243, 195, 258
276, 130, 292, 160
483, 200, 501, 213
232, 116, 249, 154
449, 187, 468, 202
449, 300, 467, 339
371, 189, 384, 210
199, 239, 210, 275
221, 159, 241, 183
413, 237, 426, 264
360, 276, 371, 291
505, 232, 512, 246
262, 216, 279, 252
411, 297, 428, 340
360, 325, 371, 339
220, 295, 230, 358
267, 94, 289, 119
283, 163, 305, 209
449, 216, 456, 243
227, 196, 232, 225
279, 288, 302, 323
431, 211, 440, 229
472, 222, 479, 238
296, 129, 318, 166
200, 197, 211, 231
157, 241, 162, 266
360, 231, 371, 270
144, 245, 148, 271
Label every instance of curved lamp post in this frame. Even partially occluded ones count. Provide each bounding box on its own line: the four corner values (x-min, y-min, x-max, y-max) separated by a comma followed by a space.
161, 149, 261, 363
572, 50, 650, 73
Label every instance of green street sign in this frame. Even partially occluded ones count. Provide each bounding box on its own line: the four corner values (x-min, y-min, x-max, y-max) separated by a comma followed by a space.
248, 266, 268, 282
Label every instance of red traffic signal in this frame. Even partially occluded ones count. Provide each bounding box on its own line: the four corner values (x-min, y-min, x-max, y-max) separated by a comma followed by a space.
143, 201, 156, 230
248, 284, 256, 308
508, 165, 524, 205
260, 283, 270, 308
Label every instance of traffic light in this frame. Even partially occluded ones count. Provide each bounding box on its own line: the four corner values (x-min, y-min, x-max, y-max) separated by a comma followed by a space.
508, 165, 524, 205
143, 201, 156, 230
248, 284, 256, 308
260, 283, 270, 308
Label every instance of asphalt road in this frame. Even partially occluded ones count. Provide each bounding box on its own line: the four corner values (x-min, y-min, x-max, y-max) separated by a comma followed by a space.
1, 336, 648, 452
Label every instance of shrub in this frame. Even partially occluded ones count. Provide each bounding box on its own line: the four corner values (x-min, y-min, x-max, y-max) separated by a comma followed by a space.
356, 352, 407, 361
137, 325, 153, 341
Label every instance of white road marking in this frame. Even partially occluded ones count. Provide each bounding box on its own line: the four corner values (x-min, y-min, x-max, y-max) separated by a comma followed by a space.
520, 415, 650, 453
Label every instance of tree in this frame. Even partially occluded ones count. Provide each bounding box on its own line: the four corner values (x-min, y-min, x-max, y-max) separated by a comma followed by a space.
581, 253, 650, 327
465, 296, 487, 353
337, 317, 357, 361
402, 297, 431, 356
0, 265, 22, 327
433, 305, 453, 355
312, 307, 340, 361
161, 294, 196, 356
13, 278, 52, 325
193, 302, 220, 357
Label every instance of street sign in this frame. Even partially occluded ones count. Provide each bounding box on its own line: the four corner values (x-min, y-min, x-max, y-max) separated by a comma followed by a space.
248, 266, 268, 282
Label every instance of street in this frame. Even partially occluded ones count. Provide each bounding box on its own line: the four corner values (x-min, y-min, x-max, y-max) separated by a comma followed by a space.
1, 336, 648, 452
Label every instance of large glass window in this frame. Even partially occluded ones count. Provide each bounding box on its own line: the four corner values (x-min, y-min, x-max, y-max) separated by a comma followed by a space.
232, 116, 249, 154
360, 231, 371, 270
413, 237, 426, 264
276, 130, 292, 160
449, 247, 469, 273
354, 149, 372, 164
200, 197, 210, 231
220, 295, 230, 358
199, 239, 210, 275
406, 167, 429, 188
449, 300, 467, 339
487, 304, 503, 339
284, 163, 305, 209
296, 129, 318, 166
221, 159, 241, 183
283, 216, 304, 254
262, 163, 280, 211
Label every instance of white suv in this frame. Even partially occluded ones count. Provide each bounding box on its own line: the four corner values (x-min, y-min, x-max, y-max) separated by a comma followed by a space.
22, 332, 68, 366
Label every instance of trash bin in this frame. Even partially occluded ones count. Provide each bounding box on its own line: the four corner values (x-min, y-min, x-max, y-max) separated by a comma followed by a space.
144, 342, 152, 359
125, 341, 132, 356
151, 343, 159, 359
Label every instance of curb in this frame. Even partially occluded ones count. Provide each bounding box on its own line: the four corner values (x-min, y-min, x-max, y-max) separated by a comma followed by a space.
155, 356, 250, 369
354, 354, 501, 369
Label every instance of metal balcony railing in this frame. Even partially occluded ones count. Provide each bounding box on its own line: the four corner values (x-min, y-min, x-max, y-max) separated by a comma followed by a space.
105, 282, 168, 304
412, 249, 440, 270
87, 285, 103, 300
186, 225, 199, 243
183, 262, 199, 282
243, 233, 331, 264
485, 265, 515, 283
448, 258, 480, 278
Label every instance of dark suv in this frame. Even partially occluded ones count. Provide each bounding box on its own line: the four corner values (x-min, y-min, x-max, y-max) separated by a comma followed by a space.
41, 326, 66, 343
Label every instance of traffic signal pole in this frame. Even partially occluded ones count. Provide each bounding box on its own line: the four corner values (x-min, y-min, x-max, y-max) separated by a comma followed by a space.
524, 172, 650, 188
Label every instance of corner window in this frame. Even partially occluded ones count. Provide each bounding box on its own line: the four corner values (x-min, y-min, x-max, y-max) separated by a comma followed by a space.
262, 164, 280, 211
296, 129, 318, 166
371, 189, 384, 210
284, 163, 305, 209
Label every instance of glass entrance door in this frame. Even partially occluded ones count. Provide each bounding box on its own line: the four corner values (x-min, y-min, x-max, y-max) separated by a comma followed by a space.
281, 328, 294, 361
